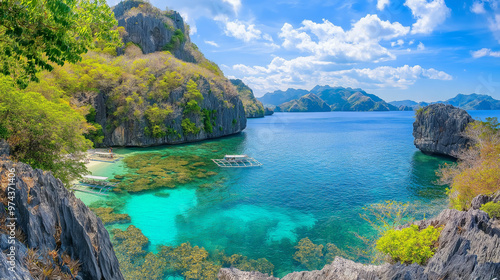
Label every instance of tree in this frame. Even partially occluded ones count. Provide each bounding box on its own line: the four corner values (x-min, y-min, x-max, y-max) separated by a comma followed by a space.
438, 118, 500, 210
0, 0, 121, 88
0, 77, 92, 185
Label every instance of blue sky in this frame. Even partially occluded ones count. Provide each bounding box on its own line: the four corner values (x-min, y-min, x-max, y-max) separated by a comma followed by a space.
109, 0, 500, 102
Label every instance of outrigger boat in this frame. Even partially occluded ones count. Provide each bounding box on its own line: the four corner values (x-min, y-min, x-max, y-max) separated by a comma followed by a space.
71, 175, 116, 196
212, 155, 262, 168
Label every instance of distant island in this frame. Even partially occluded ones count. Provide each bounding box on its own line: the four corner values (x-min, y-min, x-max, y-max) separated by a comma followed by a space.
260, 86, 398, 112
390, 93, 500, 110
259, 86, 500, 112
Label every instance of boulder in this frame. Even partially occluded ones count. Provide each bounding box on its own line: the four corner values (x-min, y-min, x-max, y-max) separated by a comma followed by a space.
0, 157, 124, 280
413, 104, 474, 158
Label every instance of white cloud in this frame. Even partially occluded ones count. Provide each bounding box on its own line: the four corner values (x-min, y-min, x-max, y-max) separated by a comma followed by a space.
377, 0, 390, 10
471, 1, 486, 14
279, 15, 409, 63
391, 39, 405, 47
405, 0, 451, 34
232, 55, 452, 95
471, 48, 500, 58
221, 0, 241, 14
417, 42, 425, 50
215, 16, 263, 42
409, 39, 415, 45
205, 40, 220, 47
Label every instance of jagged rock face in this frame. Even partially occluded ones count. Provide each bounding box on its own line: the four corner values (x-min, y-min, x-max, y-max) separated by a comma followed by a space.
264, 107, 274, 116
413, 104, 474, 158
81, 75, 247, 147
0, 155, 124, 280
230, 79, 265, 118
113, 0, 196, 62
218, 201, 500, 280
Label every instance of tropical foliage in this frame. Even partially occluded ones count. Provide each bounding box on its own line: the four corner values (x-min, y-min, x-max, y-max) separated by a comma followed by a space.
439, 117, 500, 210
376, 225, 442, 265
0, 0, 120, 88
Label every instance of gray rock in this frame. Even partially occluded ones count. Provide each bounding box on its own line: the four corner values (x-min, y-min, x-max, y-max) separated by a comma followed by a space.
219, 204, 500, 280
413, 104, 474, 158
0, 159, 124, 280
264, 107, 274, 116
0, 139, 9, 157
113, 0, 196, 62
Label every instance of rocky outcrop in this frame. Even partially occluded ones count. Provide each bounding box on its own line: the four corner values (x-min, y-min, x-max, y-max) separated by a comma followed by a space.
219, 197, 500, 280
264, 107, 274, 116
413, 104, 474, 158
80, 75, 247, 147
113, 0, 196, 62
70, 1, 248, 147
0, 150, 124, 280
230, 79, 265, 118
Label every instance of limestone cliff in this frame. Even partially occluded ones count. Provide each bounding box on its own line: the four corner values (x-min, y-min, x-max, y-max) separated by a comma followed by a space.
66, 1, 247, 147
230, 79, 265, 118
413, 104, 474, 158
0, 142, 123, 280
219, 194, 500, 280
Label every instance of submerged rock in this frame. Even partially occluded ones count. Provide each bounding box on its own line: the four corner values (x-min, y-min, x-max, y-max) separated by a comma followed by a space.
413, 104, 474, 158
219, 198, 500, 280
0, 155, 124, 280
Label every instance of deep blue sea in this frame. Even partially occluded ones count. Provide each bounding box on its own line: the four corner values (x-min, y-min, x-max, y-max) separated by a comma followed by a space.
77, 110, 500, 276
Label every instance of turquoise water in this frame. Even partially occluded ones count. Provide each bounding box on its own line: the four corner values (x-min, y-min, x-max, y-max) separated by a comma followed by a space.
77, 110, 500, 276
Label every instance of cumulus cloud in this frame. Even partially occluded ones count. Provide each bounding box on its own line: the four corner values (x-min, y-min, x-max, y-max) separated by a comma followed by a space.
279, 15, 409, 63
391, 39, 405, 47
405, 0, 451, 34
377, 0, 390, 10
471, 48, 500, 58
417, 42, 425, 50
232, 55, 451, 95
214, 16, 274, 43
471, 1, 487, 14
205, 40, 220, 47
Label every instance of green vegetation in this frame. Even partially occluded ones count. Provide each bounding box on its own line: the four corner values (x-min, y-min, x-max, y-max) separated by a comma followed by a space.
376, 225, 442, 265
293, 238, 347, 270
230, 79, 264, 117
439, 117, 500, 210
84, 108, 104, 146
163, 29, 186, 52
182, 118, 201, 135
144, 104, 173, 138
112, 225, 274, 280
480, 201, 500, 219
90, 207, 131, 225
202, 109, 217, 133
0, 77, 92, 186
0, 0, 120, 88
114, 153, 217, 192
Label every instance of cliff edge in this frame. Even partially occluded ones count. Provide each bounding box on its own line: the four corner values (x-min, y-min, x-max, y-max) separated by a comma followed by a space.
0, 142, 123, 280
413, 104, 474, 158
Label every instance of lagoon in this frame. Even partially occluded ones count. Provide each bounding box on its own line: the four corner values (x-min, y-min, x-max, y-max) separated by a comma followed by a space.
77, 110, 500, 276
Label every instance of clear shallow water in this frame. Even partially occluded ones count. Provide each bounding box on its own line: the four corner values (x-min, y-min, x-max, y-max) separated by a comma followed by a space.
77, 110, 500, 276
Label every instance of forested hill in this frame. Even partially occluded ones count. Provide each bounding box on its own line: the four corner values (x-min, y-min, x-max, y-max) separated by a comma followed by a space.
264, 85, 398, 112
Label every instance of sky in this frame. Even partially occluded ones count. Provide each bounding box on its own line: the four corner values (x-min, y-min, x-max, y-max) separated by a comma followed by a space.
109, 0, 500, 102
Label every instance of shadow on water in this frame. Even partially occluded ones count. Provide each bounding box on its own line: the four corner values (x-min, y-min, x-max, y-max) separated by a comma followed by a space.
406, 151, 454, 202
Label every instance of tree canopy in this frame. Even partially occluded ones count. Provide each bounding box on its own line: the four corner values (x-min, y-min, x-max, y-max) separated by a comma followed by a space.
0, 0, 120, 88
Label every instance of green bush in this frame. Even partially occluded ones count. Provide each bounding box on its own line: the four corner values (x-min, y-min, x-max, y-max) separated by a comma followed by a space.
376, 225, 442, 265
480, 201, 500, 219
181, 118, 200, 135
